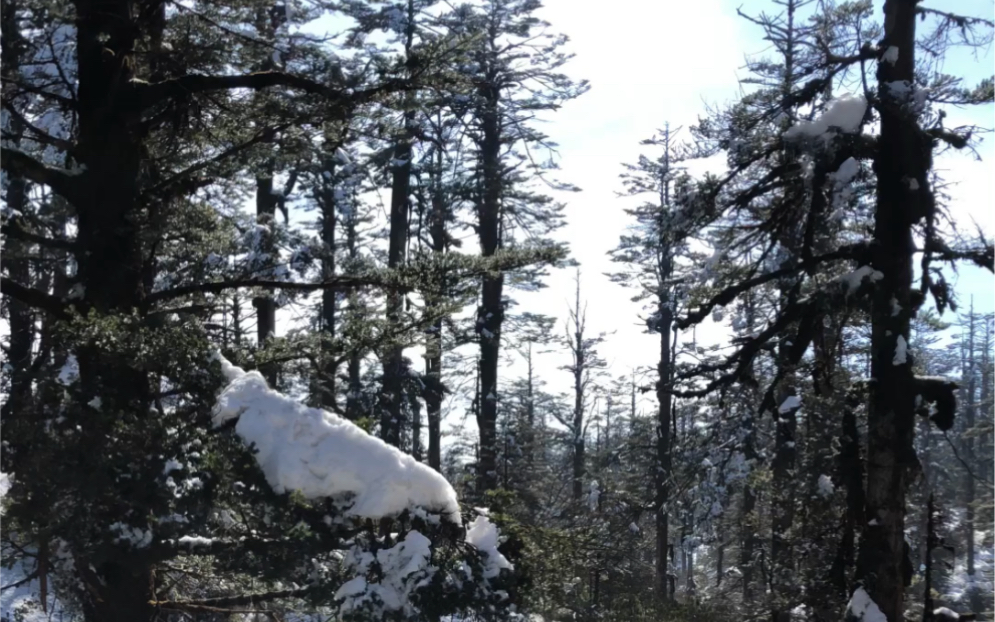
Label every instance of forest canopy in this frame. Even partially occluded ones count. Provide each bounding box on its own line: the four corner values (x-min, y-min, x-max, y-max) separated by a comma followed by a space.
1, 0, 993, 621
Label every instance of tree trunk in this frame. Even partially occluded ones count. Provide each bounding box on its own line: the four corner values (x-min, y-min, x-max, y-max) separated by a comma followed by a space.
424, 144, 448, 471
856, 1, 925, 618
963, 309, 981, 614
382, 115, 413, 447
73, 0, 156, 616
570, 275, 586, 500
381, 2, 416, 447
655, 296, 673, 602
254, 169, 278, 386
741, 291, 759, 602
318, 156, 338, 410
475, 78, 503, 494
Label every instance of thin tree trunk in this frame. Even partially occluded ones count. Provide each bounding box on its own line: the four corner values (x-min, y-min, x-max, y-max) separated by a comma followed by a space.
741, 291, 759, 603
856, 1, 925, 618
381, 0, 416, 447
569, 274, 587, 500
475, 70, 504, 494
254, 168, 278, 386
963, 308, 981, 613
424, 142, 448, 471
318, 155, 338, 410
655, 294, 673, 603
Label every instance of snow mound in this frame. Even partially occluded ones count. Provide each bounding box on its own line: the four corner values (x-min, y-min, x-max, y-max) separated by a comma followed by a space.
465, 513, 513, 578
212, 354, 460, 522
784, 94, 867, 139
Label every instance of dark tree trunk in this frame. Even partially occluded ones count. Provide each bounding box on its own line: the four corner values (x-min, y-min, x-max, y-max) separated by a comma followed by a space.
475, 79, 503, 494
381, 0, 417, 448
655, 297, 673, 602
424, 145, 448, 471
741, 292, 759, 603
254, 169, 278, 386
382, 126, 412, 446
570, 276, 587, 500
72, 0, 156, 617
856, 1, 926, 618
318, 156, 338, 410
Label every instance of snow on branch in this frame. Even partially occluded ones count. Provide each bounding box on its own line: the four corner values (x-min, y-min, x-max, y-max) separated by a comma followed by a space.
784, 94, 867, 140
212, 354, 461, 522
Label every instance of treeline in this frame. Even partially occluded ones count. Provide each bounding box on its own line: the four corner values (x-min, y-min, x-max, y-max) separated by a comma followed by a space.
1, 0, 993, 620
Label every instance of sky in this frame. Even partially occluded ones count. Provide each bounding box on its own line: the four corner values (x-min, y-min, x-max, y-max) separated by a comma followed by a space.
492, 0, 995, 405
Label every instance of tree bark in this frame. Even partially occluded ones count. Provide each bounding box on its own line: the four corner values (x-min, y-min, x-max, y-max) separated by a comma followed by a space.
475, 75, 503, 494
655, 295, 673, 602
424, 143, 448, 471
381, 1, 416, 447
254, 169, 278, 386
856, 2, 926, 617
318, 156, 338, 410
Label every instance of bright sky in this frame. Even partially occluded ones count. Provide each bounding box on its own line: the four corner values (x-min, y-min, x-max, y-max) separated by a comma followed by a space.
504, 0, 995, 405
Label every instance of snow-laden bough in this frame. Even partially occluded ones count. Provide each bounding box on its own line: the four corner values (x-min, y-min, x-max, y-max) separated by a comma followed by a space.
212, 353, 461, 523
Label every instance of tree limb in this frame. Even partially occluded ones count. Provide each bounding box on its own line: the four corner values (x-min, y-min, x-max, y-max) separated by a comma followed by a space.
2, 221, 76, 251
137, 70, 409, 112
0, 277, 69, 318
151, 585, 316, 611
0, 148, 84, 203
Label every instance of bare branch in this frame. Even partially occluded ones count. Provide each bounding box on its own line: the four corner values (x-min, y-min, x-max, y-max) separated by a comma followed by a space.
1, 148, 84, 202
0, 277, 69, 318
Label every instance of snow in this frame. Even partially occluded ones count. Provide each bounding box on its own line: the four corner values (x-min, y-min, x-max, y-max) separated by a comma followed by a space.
586, 481, 600, 511
336, 530, 435, 615
778, 396, 801, 414
465, 513, 514, 579
109, 522, 153, 548
0, 472, 9, 503
893, 336, 908, 366
784, 94, 867, 139
212, 353, 461, 522
933, 607, 960, 620
817, 474, 835, 498
845, 587, 887, 622
839, 266, 884, 295
177, 535, 214, 548
57, 355, 79, 386
831, 157, 860, 184
882, 46, 899, 64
